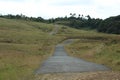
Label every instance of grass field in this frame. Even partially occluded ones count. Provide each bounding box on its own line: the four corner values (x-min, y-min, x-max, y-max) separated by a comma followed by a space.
0, 18, 120, 80
0, 18, 65, 80
66, 33, 120, 71
0, 18, 84, 80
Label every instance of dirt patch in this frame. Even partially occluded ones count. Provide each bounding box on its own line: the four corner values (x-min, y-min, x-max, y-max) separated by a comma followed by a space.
35, 71, 120, 80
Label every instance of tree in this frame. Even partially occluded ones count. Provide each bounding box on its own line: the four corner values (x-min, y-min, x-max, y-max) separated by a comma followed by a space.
86, 15, 91, 21
98, 15, 120, 34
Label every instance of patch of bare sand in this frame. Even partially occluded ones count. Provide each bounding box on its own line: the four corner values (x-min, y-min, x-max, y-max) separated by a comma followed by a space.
35, 71, 120, 80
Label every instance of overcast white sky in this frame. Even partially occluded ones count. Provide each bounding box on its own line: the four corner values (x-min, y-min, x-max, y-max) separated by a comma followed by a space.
0, 0, 120, 19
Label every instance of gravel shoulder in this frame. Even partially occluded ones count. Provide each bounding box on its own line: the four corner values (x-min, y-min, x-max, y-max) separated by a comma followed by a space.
35, 71, 120, 80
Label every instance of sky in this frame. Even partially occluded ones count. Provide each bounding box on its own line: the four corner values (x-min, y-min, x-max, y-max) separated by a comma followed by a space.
0, 0, 120, 19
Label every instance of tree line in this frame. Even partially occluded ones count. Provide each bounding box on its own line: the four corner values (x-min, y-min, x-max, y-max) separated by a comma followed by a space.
52, 13, 120, 34
0, 14, 45, 22
98, 15, 120, 34
53, 13, 102, 29
0, 13, 120, 34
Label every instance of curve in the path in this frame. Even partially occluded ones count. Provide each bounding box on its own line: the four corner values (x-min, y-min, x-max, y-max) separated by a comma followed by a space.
35, 39, 110, 74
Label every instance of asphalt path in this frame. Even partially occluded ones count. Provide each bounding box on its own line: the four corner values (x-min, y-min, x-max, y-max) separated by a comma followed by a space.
35, 39, 110, 74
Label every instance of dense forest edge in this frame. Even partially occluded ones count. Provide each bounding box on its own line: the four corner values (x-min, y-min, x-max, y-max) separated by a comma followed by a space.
0, 13, 120, 34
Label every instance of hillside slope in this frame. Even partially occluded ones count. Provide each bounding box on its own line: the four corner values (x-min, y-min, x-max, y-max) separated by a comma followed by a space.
0, 18, 86, 80
0, 18, 61, 80
0, 18, 120, 80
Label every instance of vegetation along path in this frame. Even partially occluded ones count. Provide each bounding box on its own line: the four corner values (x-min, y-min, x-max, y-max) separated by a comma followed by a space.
35, 39, 110, 74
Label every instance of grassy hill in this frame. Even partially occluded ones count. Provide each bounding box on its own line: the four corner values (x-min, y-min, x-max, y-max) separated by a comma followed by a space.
0, 18, 83, 80
0, 18, 61, 80
0, 18, 120, 80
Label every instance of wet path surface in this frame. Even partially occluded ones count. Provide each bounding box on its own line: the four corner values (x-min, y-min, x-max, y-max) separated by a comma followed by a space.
35, 39, 110, 74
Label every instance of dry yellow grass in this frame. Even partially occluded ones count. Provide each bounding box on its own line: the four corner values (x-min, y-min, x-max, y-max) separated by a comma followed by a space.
0, 18, 120, 80
0, 18, 79, 80
0, 18, 59, 80
66, 35, 120, 71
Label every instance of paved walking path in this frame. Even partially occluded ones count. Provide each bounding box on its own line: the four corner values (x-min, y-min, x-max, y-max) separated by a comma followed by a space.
35, 39, 110, 74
